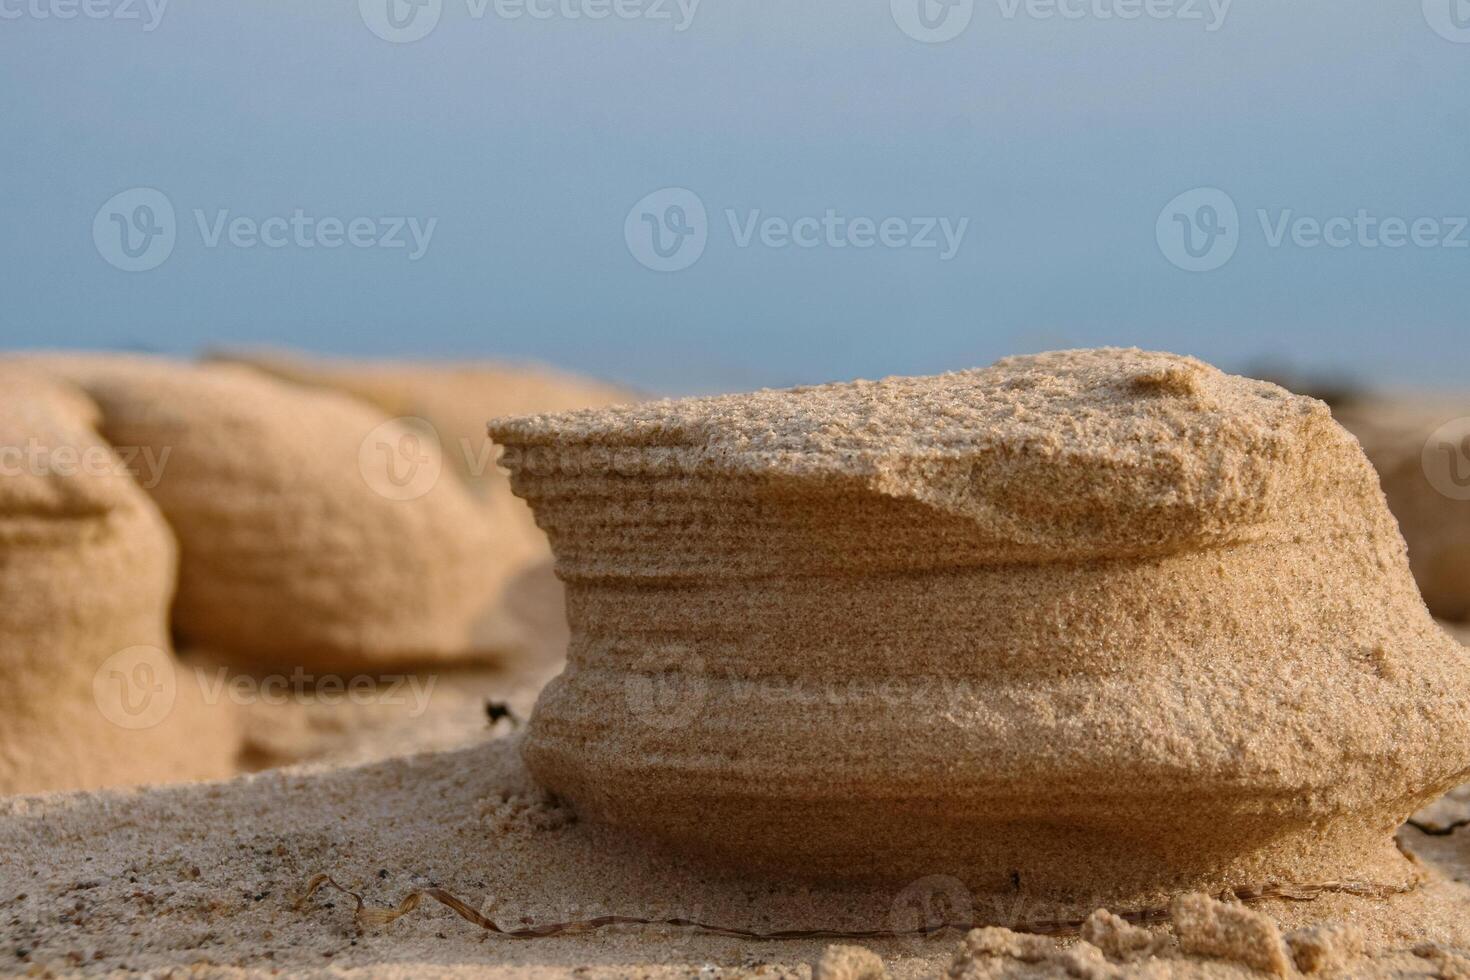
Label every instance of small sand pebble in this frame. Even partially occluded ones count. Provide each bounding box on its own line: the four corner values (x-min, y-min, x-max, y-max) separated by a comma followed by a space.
1171, 893, 1291, 977
812, 944, 887, 980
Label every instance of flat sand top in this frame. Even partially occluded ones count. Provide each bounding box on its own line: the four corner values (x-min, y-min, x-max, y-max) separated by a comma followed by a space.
488, 348, 1320, 470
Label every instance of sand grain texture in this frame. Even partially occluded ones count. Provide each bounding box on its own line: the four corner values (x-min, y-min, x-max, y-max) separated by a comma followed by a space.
491, 348, 1470, 910
4, 735, 1470, 978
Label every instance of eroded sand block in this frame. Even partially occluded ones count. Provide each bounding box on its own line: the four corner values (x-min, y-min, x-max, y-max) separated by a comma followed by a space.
16, 354, 506, 669
491, 348, 1470, 910
0, 369, 236, 793
1335, 396, 1470, 622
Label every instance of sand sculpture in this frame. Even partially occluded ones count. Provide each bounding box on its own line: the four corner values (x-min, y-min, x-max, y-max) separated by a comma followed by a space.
14, 354, 507, 669
1335, 396, 1470, 623
490, 348, 1470, 910
0, 369, 237, 793
214, 348, 635, 590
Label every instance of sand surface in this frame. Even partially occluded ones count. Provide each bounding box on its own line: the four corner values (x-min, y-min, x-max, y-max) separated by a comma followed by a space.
4, 732, 1470, 978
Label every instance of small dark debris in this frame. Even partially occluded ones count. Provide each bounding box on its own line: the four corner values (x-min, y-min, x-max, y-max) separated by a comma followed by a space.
485, 701, 520, 727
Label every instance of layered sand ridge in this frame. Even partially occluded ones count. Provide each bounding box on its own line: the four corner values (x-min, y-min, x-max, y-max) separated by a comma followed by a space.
490, 348, 1470, 911
0, 368, 237, 793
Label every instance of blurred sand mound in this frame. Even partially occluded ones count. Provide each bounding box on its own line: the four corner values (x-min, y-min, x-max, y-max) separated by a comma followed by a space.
16, 353, 508, 669
0, 367, 238, 794
0, 350, 624, 794
1336, 395, 1470, 623
214, 347, 637, 588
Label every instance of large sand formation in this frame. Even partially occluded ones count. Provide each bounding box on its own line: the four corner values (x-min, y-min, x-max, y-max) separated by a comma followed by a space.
0, 368, 237, 793
491, 348, 1470, 911
212, 348, 636, 591
14, 354, 507, 669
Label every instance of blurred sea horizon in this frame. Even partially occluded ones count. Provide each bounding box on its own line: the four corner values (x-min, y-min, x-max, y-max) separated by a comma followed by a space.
3, 0, 1467, 393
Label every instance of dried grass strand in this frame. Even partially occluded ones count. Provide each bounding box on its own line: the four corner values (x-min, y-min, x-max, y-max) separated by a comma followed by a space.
294, 874, 1417, 942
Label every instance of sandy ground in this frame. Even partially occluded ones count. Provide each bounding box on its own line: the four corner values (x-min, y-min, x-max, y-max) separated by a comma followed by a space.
4, 611, 1470, 976
3, 732, 1470, 978
4, 618, 1470, 979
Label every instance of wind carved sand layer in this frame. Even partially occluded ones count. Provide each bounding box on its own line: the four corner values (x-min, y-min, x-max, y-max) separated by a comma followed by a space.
491, 348, 1470, 910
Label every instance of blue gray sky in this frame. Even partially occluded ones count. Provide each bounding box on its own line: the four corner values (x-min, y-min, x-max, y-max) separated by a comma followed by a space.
2, 0, 1467, 393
